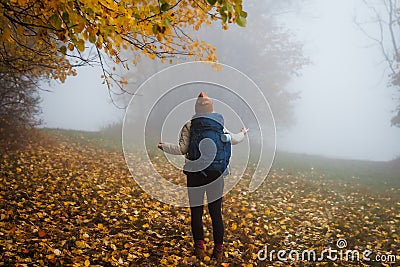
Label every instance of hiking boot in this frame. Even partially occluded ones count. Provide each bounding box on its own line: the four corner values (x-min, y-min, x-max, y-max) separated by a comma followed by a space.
211, 247, 223, 262
194, 241, 205, 260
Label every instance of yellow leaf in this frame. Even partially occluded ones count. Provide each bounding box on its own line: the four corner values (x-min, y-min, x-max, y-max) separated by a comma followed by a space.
76, 39, 85, 52
231, 223, 237, 230
82, 233, 89, 240
246, 213, 253, 219
265, 208, 271, 215
76, 240, 86, 248
84, 259, 90, 266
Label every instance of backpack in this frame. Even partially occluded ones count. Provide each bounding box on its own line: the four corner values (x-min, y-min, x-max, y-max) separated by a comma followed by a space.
183, 113, 231, 176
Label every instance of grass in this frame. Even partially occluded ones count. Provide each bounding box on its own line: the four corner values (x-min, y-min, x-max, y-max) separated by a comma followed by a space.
274, 150, 400, 190
40, 128, 122, 152
40, 128, 399, 191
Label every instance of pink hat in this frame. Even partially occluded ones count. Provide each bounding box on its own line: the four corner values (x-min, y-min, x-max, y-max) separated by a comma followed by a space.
195, 92, 214, 114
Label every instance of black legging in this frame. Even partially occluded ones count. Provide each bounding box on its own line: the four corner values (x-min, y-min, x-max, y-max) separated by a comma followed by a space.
187, 170, 224, 245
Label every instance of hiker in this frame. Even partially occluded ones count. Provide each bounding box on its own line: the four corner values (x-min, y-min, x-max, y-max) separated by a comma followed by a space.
157, 92, 248, 261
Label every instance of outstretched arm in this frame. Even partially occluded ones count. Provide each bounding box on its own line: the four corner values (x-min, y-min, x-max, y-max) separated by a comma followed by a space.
158, 121, 191, 155
224, 127, 249, 145
158, 141, 182, 155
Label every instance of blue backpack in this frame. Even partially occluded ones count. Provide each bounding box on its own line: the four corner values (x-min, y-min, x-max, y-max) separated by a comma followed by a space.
183, 113, 231, 176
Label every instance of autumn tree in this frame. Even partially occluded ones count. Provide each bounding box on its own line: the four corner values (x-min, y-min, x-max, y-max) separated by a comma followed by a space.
358, 0, 400, 126
0, 0, 247, 128
0, 0, 247, 85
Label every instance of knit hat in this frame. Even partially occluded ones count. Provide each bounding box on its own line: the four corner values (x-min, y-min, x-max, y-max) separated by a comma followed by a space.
195, 92, 214, 114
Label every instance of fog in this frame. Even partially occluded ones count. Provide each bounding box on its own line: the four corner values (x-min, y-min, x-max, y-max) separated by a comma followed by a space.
278, 0, 400, 161
40, 0, 400, 161
40, 67, 122, 130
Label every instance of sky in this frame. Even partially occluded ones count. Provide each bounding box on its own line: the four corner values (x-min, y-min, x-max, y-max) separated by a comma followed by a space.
39, 0, 400, 161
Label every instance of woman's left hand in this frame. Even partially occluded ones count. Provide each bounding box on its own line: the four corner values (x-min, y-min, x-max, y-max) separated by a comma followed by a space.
241, 128, 249, 135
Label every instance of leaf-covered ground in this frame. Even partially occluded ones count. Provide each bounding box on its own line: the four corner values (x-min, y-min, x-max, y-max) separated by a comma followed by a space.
1, 130, 399, 266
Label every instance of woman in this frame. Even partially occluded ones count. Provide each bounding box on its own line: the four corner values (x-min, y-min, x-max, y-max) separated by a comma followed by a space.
158, 92, 248, 261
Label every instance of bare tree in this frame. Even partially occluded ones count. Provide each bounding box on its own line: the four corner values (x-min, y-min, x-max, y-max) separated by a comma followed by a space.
357, 0, 400, 126
0, 69, 42, 129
